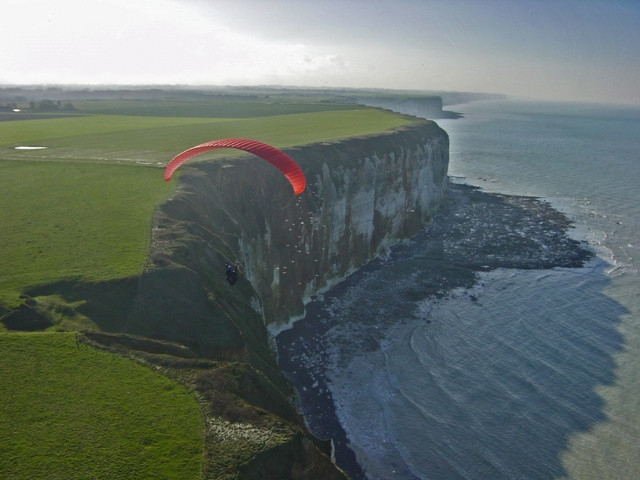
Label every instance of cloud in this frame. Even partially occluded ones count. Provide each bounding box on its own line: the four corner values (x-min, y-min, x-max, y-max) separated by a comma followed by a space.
1, 0, 350, 85
2, 0, 640, 104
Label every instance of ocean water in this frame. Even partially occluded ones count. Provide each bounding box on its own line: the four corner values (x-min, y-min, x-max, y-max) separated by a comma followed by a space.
276, 100, 640, 479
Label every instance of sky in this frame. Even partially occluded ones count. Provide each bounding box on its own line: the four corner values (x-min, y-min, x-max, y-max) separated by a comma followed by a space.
3, 0, 640, 105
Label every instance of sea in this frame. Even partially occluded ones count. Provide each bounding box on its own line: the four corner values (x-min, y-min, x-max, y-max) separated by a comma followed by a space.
276, 99, 640, 480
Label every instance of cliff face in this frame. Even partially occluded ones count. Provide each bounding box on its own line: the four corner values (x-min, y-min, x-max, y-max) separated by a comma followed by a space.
355, 96, 462, 119
356, 96, 443, 118
248, 123, 449, 333
127, 121, 448, 349
124, 120, 448, 478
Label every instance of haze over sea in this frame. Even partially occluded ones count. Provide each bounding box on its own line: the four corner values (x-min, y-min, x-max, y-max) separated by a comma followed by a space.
276, 99, 640, 479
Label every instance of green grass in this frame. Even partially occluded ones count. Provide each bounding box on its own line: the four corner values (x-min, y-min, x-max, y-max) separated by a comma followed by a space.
0, 114, 226, 164
72, 97, 362, 118
1, 108, 415, 165
0, 332, 203, 479
0, 160, 174, 305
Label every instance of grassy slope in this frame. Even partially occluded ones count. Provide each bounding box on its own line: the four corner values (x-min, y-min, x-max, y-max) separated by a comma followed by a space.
0, 161, 174, 306
0, 332, 202, 480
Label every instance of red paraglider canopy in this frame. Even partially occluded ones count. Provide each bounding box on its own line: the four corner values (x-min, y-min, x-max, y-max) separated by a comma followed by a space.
164, 138, 306, 194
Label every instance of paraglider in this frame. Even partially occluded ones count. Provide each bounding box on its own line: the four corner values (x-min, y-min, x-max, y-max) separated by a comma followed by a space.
164, 138, 306, 194
225, 263, 240, 285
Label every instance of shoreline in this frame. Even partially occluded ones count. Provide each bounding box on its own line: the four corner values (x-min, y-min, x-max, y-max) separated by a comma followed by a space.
275, 180, 593, 479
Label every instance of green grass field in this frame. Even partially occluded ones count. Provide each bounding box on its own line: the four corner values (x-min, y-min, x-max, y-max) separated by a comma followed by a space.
72, 97, 362, 118
0, 332, 203, 479
1, 108, 413, 166
0, 96, 419, 477
0, 161, 174, 307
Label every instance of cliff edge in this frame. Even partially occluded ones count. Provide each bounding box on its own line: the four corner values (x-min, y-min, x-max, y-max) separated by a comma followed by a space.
125, 119, 449, 478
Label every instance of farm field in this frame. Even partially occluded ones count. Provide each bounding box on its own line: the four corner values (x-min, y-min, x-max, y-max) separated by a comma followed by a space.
0, 94, 419, 478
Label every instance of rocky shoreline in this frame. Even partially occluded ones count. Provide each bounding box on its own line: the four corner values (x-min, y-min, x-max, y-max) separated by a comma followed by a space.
275, 181, 593, 479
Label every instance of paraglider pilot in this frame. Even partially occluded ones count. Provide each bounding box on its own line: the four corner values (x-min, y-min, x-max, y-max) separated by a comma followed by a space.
225, 263, 240, 285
